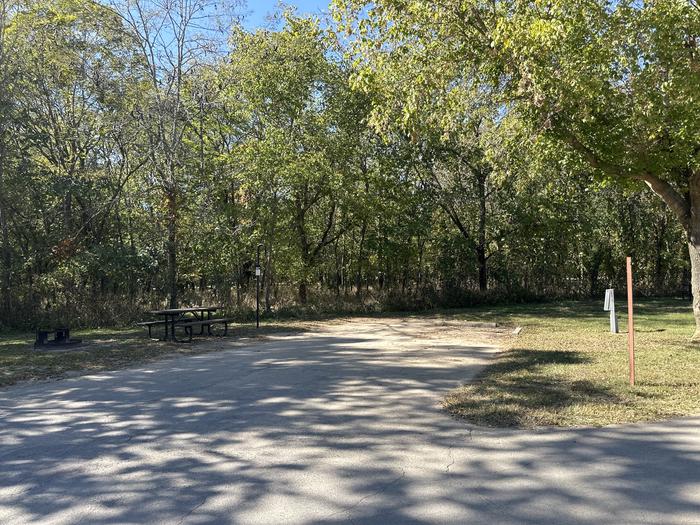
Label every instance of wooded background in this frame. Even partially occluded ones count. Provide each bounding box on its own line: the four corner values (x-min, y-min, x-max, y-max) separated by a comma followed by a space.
0, 0, 691, 329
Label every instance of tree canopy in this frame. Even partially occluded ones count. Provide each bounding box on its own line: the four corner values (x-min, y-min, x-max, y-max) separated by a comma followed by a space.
334, 0, 700, 335
0, 0, 694, 333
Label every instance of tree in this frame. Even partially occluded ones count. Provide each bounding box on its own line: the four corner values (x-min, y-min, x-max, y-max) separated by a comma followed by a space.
411, 116, 511, 293
221, 16, 362, 304
334, 0, 700, 337
114, 0, 235, 308
11, 0, 134, 235
0, 2, 692, 328
0, 0, 19, 314
332, 1, 517, 294
7, 0, 148, 319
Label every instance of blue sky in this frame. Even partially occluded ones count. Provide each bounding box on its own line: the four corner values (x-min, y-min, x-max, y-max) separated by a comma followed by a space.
241, 1, 331, 30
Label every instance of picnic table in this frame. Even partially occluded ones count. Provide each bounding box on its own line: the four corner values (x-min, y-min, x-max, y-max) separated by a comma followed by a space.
148, 306, 220, 342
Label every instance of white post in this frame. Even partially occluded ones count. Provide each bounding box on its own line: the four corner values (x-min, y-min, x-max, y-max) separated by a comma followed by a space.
604, 288, 619, 333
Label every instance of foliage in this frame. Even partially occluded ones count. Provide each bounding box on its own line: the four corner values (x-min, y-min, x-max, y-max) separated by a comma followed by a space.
333, 0, 700, 335
0, 1, 692, 329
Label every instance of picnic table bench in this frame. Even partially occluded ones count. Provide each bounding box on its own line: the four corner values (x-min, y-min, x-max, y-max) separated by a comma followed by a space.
136, 320, 166, 339
138, 306, 233, 342
177, 318, 235, 342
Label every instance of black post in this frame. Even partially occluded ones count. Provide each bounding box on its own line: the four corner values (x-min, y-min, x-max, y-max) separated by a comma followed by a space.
256, 244, 263, 329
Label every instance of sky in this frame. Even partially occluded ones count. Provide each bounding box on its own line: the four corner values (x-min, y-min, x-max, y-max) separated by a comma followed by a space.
241, 0, 332, 30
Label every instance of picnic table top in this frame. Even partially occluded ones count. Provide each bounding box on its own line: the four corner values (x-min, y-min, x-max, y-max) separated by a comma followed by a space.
149, 306, 220, 315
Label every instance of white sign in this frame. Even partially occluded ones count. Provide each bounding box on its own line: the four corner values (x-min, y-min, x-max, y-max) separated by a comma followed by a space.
604, 289, 614, 311
604, 288, 618, 333
255, 266, 261, 277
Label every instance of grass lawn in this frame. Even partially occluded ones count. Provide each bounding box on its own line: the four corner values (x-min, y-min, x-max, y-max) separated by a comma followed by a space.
3, 299, 699, 429
444, 298, 700, 428
0, 322, 313, 389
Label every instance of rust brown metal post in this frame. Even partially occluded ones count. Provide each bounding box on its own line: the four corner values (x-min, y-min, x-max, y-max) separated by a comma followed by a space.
256, 244, 262, 329
626, 256, 635, 386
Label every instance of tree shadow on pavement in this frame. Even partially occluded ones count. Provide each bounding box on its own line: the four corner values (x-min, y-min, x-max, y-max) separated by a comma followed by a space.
0, 324, 698, 525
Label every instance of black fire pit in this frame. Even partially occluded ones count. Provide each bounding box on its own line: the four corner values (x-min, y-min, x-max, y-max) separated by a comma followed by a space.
35, 327, 82, 349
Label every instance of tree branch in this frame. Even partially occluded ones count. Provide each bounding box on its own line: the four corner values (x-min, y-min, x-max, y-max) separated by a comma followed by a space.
559, 127, 691, 232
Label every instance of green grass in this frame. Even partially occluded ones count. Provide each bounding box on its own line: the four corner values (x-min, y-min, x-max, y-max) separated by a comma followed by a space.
444, 298, 700, 427
4, 300, 700, 429
0, 322, 312, 388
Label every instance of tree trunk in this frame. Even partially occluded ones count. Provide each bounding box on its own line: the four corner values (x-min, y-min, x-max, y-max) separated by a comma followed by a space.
355, 220, 366, 300
294, 196, 310, 305
334, 241, 341, 297
298, 280, 308, 305
629, 170, 698, 340
588, 248, 603, 298
476, 172, 488, 292
264, 244, 272, 313
166, 187, 178, 309
688, 242, 700, 341
476, 245, 487, 292
687, 173, 700, 341
235, 266, 241, 307
0, 132, 10, 313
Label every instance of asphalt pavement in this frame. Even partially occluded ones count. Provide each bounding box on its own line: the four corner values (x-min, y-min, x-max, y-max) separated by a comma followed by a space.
1, 318, 699, 524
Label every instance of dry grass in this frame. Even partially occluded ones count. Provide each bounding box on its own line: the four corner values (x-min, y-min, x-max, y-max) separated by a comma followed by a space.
444, 298, 700, 427
4, 299, 700, 430
0, 321, 315, 388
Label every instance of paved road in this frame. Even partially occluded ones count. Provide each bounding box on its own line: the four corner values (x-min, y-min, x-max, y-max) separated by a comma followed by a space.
1, 318, 699, 524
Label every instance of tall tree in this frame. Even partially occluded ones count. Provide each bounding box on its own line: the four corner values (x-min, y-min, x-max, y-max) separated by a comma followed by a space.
334, 0, 700, 337
0, 0, 17, 314
12, 1, 130, 237
221, 16, 361, 304
114, 0, 234, 308
9, 0, 147, 299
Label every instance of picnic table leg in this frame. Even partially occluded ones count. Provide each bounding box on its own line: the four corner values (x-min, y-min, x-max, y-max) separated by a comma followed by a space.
158, 316, 167, 341
207, 310, 213, 336
171, 314, 186, 343
198, 311, 206, 335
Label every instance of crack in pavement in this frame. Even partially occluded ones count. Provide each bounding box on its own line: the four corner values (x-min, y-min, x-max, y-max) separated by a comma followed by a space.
323, 468, 407, 523
176, 493, 210, 525
445, 446, 455, 473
